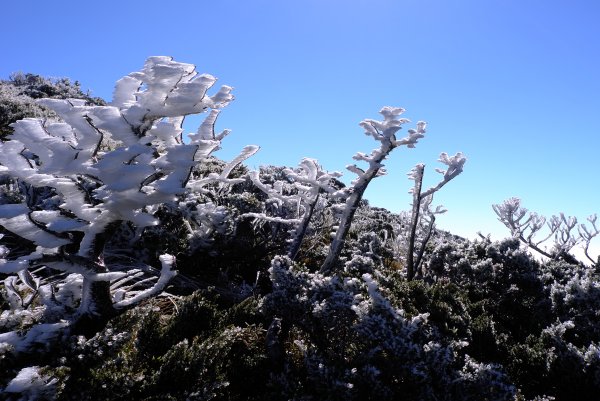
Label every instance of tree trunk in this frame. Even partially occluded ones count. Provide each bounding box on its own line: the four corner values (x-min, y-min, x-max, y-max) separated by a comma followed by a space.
406, 164, 424, 281
71, 279, 116, 337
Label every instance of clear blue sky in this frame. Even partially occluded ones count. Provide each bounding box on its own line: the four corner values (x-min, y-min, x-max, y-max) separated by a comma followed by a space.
2, 0, 599, 241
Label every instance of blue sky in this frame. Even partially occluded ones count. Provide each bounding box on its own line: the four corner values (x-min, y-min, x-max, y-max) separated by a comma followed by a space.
2, 0, 599, 242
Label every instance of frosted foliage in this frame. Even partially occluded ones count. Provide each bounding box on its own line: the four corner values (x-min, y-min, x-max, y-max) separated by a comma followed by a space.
180, 202, 231, 249
0, 56, 251, 351
112, 56, 233, 123
349, 107, 423, 183
550, 268, 600, 315
455, 356, 516, 400
265, 255, 514, 399
268, 255, 420, 329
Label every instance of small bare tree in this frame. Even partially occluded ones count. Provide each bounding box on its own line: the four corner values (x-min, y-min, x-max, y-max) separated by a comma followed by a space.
405, 152, 466, 280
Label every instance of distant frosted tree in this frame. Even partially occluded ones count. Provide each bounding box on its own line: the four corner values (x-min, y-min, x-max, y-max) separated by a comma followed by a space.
493, 197, 599, 264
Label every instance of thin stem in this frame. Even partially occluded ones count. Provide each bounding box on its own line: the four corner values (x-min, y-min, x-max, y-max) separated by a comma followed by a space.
406, 164, 424, 281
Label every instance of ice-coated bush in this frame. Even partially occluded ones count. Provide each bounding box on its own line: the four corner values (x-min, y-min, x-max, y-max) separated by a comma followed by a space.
420, 235, 600, 399
244, 158, 344, 261
261, 255, 516, 400
548, 263, 600, 346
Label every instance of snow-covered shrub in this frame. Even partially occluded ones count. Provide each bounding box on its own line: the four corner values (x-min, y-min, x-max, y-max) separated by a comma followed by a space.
421, 235, 600, 399
343, 231, 385, 275
35, 289, 269, 400
508, 321, 600, 400
346, 203, 404, 268
548, 263, 600, 345
427, 237, 552, 340
453, 355, 516, 401
262, 255, 516, 400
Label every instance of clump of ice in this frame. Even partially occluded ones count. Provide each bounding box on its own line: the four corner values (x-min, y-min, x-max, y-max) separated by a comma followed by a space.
4, 366, 57, 399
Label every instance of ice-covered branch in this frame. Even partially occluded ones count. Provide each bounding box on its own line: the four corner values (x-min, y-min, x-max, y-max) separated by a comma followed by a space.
405, 164, 425, 280
422, 152, 466, 198
579, 214, 599, 265
112, 254, 177, 309
186, 145, 260, 194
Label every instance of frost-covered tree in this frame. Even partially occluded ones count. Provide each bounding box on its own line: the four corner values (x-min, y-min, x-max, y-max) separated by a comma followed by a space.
0, 56, 243, 341
320, 107, 426, 274
405, 152, 466, 280
493, 197, 599, 264
320, 107, 465, 276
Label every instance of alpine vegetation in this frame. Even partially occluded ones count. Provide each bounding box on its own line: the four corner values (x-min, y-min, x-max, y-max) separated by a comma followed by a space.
0, 72, 105, 141
1, 57, 599, 400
